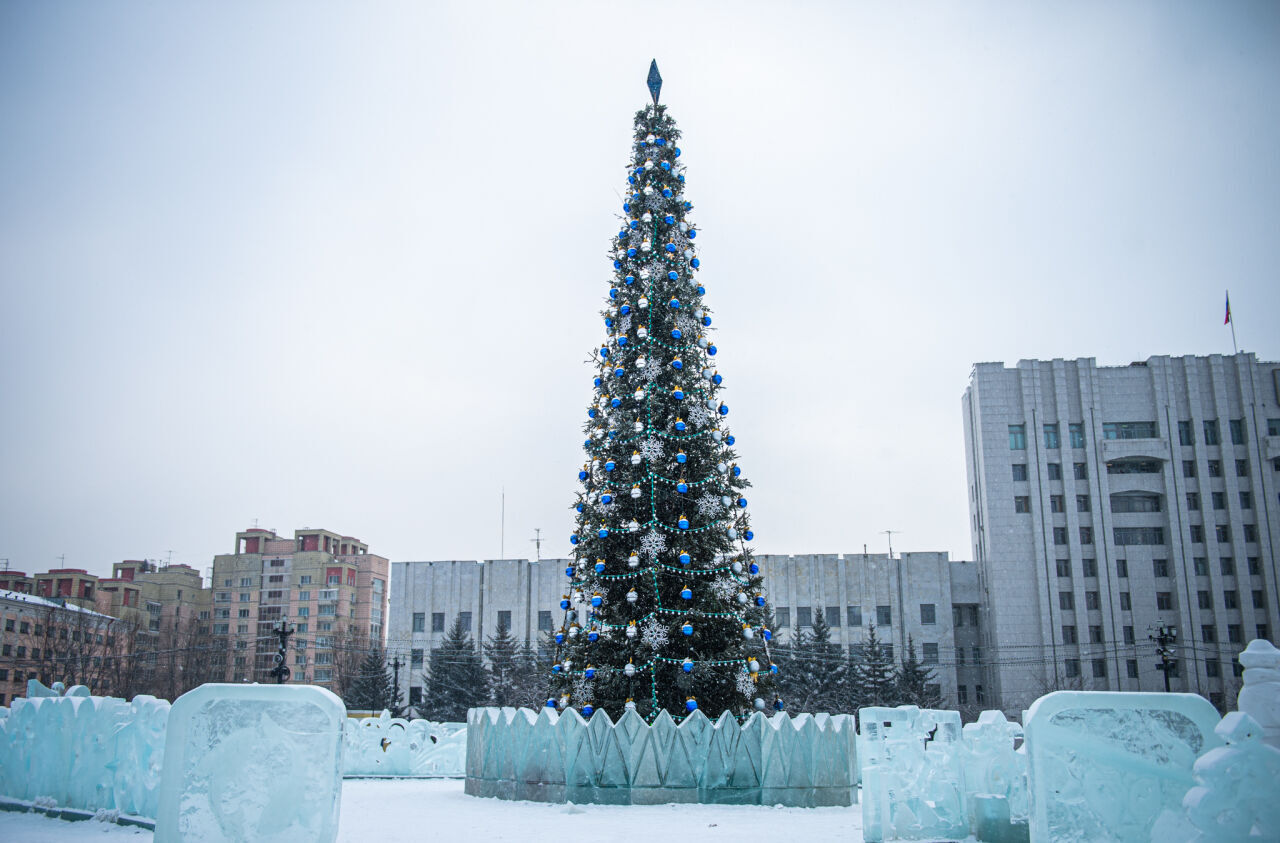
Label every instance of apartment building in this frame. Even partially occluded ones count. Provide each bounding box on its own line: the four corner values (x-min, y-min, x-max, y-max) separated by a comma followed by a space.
209, 527, 389, 687
963, 353, 1279, 712
389, 552, 982, 711
0, 589, 119, 705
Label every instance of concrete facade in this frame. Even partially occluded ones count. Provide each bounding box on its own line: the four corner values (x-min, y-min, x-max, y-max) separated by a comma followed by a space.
963, 353, 1280, 713
389, 552, 983, 711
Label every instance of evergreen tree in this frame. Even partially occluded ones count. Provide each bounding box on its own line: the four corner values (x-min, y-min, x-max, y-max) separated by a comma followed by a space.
852, 623, 896, 709
781, 612, 851, 713
343, 648, 403, 716
895, 635, 943, 709
422, 615, 485, 721
483, 622, 522, 707
509, 640, 547, 708
550, 82, 777, 720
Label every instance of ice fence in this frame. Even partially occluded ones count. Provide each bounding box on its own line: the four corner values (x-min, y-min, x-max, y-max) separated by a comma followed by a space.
465, 706, 858, 806
343, 710, 466, 776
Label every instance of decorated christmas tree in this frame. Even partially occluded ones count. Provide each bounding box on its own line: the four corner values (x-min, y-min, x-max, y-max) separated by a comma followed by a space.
548, 63, 777, 720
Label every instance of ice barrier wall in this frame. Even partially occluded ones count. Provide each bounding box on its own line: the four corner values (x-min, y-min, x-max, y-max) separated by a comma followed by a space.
464, 706, 859, 806
342, 711, 466, 776
0, 680, 169, 818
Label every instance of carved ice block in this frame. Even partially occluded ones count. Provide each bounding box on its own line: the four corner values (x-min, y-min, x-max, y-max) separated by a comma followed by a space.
155, 684, 345, 843
1237, 638, 1280, 751
1023, 691, 1221, 843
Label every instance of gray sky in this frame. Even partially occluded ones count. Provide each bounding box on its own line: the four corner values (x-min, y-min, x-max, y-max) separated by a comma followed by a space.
2, 1, 1277, 579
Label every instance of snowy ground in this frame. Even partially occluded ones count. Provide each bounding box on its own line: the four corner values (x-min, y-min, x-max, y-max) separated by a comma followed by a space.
0, 779, 866, 842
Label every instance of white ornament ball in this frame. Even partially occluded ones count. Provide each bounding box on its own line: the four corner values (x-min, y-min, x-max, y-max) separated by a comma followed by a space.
636, 355, 647, 367
629, 520, 640, 532
717, 462, 727, 474
626, 700, 638, 711
625, 661, 637, 675
749, 659, 760, 672
644, 159, 654, 170
712, 431, 723, 442
736, 592, 748, 605
721, 496, 732, 507
639, 297, 649, 309
645, 133, 655, 144
640, 240, 652, 252
642, 212, 653, 222
631, 486, 641, 499
634, 389, 645, 400
754, 698, 765, 711
731, 560, 743, 574
694, 309, 704, 319
634, 421, 644, 433
684, 249, 694, 259
706, 399, 717, 410
698, 337, 709, 349
679, 221, 688, 232
728, 528, 738, 540
743, 626, 754, 639
702, 367, 713, 379
637, 327, 648, 339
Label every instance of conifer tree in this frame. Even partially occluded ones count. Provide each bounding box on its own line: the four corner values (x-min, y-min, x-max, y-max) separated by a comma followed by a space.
853, 623, 896, 709
343, 648, 403, 716
423, 615, 485, 721
483, 622, 522, 707
550, 73, 777, 720
800, 610, 853, 713
895, 635, 943, 709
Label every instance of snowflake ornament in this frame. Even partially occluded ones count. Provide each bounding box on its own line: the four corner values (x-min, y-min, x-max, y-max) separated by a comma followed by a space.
639, 437, 663, 461
639, 529, 667, 559
641, 617, 670, 651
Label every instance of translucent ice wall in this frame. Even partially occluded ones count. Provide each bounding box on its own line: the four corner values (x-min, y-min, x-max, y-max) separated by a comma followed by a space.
0, 679, 169, 818
464, 707, 857, 806
858, 705, 968, 842
342, 710, 467, 776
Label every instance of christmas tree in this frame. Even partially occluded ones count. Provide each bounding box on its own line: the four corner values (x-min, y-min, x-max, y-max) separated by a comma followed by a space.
549, 64, 777, 720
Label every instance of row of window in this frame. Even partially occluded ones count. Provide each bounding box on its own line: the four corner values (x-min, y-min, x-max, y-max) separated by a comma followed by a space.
1012, 418, 1280, 451
1040, 522, 1259, 546
0, 620, 110, 645
1060, 556, 1264, 579
954, 684, 987, 706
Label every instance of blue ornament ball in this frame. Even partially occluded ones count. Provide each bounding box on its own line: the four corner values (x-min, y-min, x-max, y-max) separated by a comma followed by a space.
712, 373, 722, 384
675, 147, 681, 157
560, 597, 570, 609
682, 658, 694, 672
593, 377, 602, 388
678, 551, 691, 565
614, 366, 624, 377
555, 632, 565, 644
668, 270, 679, 281
755, 594, 766, 606
669, 297, 680, 309
585, 666, 595, 678
682, 622, 693, 636
597, 527, 609, 538
582, 704, 594, 717
696, 285, 705, 295
547, 698, 557, 708
719, 404, 729, 416
626, 247, 637, 258
708, 344, 717, 356
617, 336, 628, 346
678, 517, 689, 529
745, 530, 754, 541
610, 398, 621, 409
575, 503, 584, 513
686, 698, 698, 712
623, 202, 631, 213
726, 435, 736, 446
591, 593, 602, 607
662, 187, 673, 198
674, 419, 686, 431
664, 214, 675, 224
625, 275, 635, 285
681, 586, 692, 600
656, 137, 667, 147
688, 229, 696, 239
676, 451, 687, 464
665, 243, 676, 253
749, 562, 759, 575
570, 535, 580, 545
595, 560, 606, 573
613, 260, 622, 269
676, 482, 688, 493
673, 388, 684, 400
671, 328, 682, 340
578, 469, 589, 480
737, 497, 747, 508
691, 257, 700, 268
565, 565, 574, 576
588, 628, 599, 641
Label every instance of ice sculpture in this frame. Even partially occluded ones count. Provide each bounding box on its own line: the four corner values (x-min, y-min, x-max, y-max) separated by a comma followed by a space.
464, 706, 856, 806
342, 711, 467, 776
1023, 691, 1221, 843
1180, 711, 1280, 841
0, 680, 169, 818
960, 711, 1028, 843
155, 684, 346, 843
858, 705, 967, 842
1237, 638, 1280, 751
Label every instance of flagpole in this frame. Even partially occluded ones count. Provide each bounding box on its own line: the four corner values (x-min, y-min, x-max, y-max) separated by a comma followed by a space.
1227, 290, 1239, 355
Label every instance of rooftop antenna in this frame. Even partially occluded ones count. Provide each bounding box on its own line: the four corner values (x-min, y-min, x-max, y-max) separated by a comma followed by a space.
57, 554, 66, 567
530, 528, 544, 561
881, 530, 901, 560
500, 487, 506, 560
166, 550, 174, 566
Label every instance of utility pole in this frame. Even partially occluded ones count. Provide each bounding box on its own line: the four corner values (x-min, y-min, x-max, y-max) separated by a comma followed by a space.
1149, 623, 1177, 693
269, 616, 295, 684
530, 528, 543, 561
390, 654, 403, 711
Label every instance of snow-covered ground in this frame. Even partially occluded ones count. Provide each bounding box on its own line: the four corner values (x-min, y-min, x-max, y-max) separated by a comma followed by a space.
0, 779, 866, 842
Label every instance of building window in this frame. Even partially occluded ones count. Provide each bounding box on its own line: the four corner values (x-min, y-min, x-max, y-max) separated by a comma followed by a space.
1269, 418, 1280, 436
1208, 460, 1222, 477
1216, 524, 1231, 542
976, 684, 986, 704
1112, 493, 1161, 513
1258, 624, 1269, 641
1079, 526, 1093, 545
1048, 463, 1062, 480
1009, 424, 1027, 450
1065, 659, 1080, 678
1190, 525, 1205, 543
1192, 557, 1208, 576
1053, 527, 1068, 546
1183, 460, 1196, 478
1249, 557, 1261, 574
1201, 624, 1216, 643
796, 606, 812, 627
1044, 424, 1060, 449
1077, 495, 1090, 513
538, 610, 552, 632
1244, 524, 1258, 542
1254, 590, 1267, 610
1212, 491, 1226, 510
432, 612, 445, 632
1204, 419, 1220, 445
920, 603, 936, 625
497, 610, 512, 630
1092, 659, 1107, 678
1153, 559, 1169, 577
239, 593, 251, 603
1056, 559, 1072, 578
847, 606, 863, 626
876, 605, 892, 626
922, 643, 939, 664
1069, 423, 1086, 448
1178, 420, 1194, 446
1050, 495, 1065, 513
1103, 421, 1158, 440
458, 611, 472, 632
1228, 624, 1243, 644
1198, 591, 1212, 610
957, 685, 968, 705
1123, 625, 1135, 644
1119, 592, 1131, 611
1116, 527, 1167, 547
973, 646, 982, 664
1229, 419, 1245, 445
1206, 658, 1221, 678
825, 606, 841, 627
1062, 625, 1078, 644
1221, 557, 1235, 575
1012, 463, 1028, 481
1082, 558, 1097, 577
410, 648, 424, 667
1086, 591, 1100, 610
1240, 491, 1253, 510
1014, 496, 1031, 513
1127, 659, 1139, 679
1156, 592, 1173, 611
1186, 492, 1200, 511
299, 575, 312, 585
1060, 592, 1074, 611
1107, 459, 1161, 475
1223, 590, 1239, 610
776, 607, 790, 628
298, 590, 310, 601
956, 646, 966, 665
1089, 624, 1105, 644
1074, 462, 1088, 480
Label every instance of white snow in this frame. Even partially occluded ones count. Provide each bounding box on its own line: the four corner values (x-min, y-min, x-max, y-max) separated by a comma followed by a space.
0, 779, 867, 842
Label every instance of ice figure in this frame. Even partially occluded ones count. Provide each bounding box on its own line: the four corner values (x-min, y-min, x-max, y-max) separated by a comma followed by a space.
1237, 638, 1280, 751
1023, 691, 1221, 843
155, 684, 345, 843
464, 706, 856, 806
960, 711, 1028, 843
340, 711, 467, 777
1180, 711, 1280, 841
858, 705, 966, 842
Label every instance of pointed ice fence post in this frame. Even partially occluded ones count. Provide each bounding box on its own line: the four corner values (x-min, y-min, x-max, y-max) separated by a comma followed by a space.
154, 684, 346, 843
1022, 691, 1221, 843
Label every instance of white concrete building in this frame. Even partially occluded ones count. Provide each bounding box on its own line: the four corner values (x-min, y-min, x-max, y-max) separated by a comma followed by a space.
963, 353, 1280, 713
388, 552, 983, 711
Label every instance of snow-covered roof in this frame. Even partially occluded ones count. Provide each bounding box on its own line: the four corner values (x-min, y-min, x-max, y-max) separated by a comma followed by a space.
0, 588, 116, 621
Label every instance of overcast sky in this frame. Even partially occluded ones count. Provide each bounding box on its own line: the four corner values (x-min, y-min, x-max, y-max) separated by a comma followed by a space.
1, 1, 1277, 580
